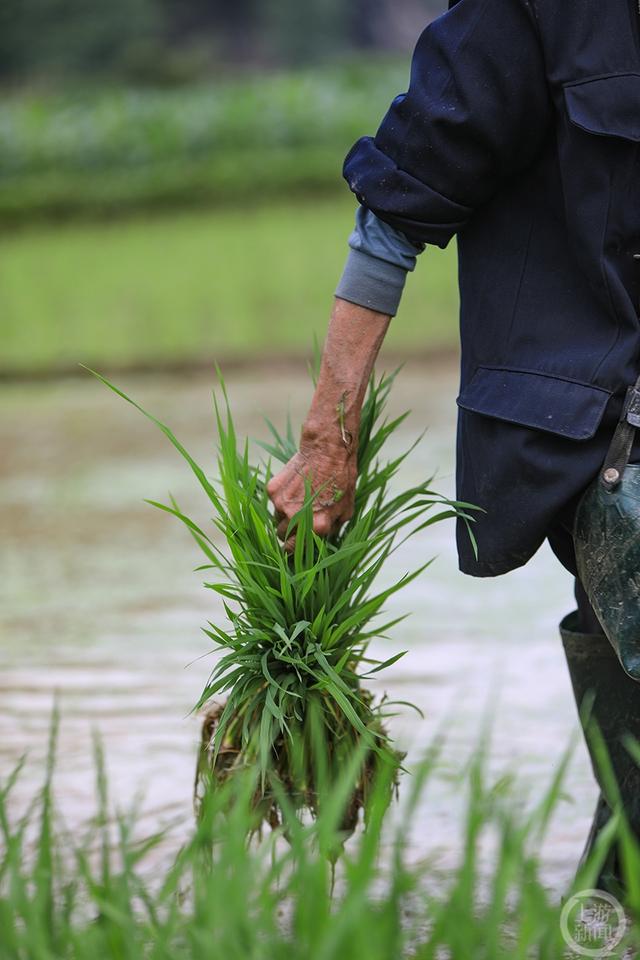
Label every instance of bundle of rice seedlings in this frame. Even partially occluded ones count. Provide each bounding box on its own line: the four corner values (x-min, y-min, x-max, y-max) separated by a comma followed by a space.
93, 367, 477, 835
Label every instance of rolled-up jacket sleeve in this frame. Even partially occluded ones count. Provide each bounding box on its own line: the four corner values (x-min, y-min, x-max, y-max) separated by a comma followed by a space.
343, 0, 551, 247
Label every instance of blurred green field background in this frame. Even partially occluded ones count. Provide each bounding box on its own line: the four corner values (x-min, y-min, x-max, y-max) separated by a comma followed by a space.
0, 62, 459, 374
0, 198, 457, 372
0, 62, 409, 222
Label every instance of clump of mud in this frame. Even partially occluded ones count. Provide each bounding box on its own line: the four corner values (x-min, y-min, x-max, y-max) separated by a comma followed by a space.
194, 693, 403, 839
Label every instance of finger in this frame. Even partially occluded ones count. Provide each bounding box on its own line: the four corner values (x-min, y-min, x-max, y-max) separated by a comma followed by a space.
337, 488, 356, 524
337, 500, 355, 524
312, 511, 334, 538
276, 515, 293, 542
283, 533, 296, 554
267, 452, 304, 503
330, 514, 346, 536
266, 472, 286, 501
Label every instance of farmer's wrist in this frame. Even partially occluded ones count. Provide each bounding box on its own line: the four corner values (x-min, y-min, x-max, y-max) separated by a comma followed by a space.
301, 409, 358, 455
307, 371, 366, 437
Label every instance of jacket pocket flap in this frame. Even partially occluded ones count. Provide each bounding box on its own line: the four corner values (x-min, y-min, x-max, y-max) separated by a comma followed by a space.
564, 73, 640, 141
456, 367, 612, 439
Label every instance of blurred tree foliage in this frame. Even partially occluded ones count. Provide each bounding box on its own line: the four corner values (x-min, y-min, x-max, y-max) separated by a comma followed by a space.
0, 0, 446, 85
0, 0, 161, 81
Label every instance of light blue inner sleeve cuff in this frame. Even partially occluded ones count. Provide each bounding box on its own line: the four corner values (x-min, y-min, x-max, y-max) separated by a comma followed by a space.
335, 207, 426, 316
348, 205, 425, 269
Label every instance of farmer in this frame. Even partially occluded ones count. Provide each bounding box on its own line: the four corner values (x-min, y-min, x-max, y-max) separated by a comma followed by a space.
267, 0, 640, 895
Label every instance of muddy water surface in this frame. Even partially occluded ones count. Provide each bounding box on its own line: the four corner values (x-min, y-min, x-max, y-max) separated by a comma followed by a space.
1, 362, 595, 890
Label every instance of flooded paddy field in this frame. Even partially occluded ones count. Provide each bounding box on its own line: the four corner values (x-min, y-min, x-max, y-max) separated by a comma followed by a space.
0, 359, 594, 891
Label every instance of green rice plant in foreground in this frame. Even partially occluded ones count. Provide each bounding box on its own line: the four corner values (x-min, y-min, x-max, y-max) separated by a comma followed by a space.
93, 367, 478, 833
3, 719, 640, 959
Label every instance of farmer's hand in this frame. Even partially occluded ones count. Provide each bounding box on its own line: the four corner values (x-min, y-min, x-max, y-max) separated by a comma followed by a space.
266, 297, 391, 551
267, 415, 357, 549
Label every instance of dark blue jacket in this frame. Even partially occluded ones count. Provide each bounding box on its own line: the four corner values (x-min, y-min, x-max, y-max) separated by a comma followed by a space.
343, 0, 640, 577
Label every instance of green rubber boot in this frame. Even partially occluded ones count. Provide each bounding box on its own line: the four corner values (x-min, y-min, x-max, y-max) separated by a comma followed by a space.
560, 610, 640, 898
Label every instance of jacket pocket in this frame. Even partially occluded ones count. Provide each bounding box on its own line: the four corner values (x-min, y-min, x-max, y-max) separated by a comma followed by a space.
456, 367, 612, 440
563, 73, 640, 141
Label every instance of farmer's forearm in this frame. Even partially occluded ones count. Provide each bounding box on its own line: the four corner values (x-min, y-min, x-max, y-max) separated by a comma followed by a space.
302, 210, 421, 449
303, 297, 391, 447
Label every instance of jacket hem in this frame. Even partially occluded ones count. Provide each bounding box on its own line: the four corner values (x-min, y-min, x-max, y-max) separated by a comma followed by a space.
458, 548, 538, 578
